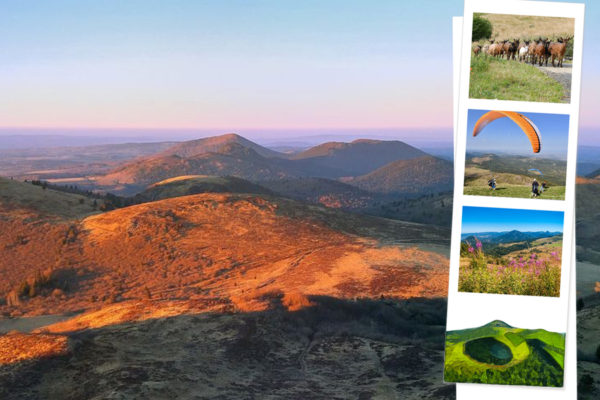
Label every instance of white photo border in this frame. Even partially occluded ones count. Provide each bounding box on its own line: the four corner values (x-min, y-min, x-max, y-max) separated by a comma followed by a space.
446, 0, 585, 390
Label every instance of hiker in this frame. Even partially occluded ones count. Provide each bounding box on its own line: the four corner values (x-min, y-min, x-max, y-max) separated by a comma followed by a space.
532, 179, 540, 197
488, 177, 496, 190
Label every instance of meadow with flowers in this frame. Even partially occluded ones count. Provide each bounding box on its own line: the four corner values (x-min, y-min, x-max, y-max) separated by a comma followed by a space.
459, 235, 562, 297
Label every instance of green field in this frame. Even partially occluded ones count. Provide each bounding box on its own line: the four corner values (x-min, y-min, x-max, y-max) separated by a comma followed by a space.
469, 56, 565, 103
464, 185, 565, 200
445, 320, 565, 386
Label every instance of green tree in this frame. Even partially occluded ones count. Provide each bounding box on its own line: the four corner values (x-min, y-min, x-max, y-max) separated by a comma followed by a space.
472, 15, 493, 41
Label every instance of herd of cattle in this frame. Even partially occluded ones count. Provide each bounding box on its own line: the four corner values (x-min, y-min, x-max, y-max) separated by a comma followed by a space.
473, 37, 572, 67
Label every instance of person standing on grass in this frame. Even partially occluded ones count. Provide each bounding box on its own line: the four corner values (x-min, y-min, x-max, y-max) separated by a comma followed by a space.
532, 178, 540, 197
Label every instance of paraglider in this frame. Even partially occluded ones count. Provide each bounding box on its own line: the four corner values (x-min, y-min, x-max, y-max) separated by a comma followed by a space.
473, 111, 542, 153
528, 168, 543, 175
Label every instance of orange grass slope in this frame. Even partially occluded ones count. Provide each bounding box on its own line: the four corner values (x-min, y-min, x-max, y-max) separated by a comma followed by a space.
1, 192, 450, 318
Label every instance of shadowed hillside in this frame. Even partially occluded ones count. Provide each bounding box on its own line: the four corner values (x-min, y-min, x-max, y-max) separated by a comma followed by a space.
0, 176, 101, 221
345, 156, 453, 194
0, 296, 454, 399
291, 139, 427, 177
96, 142, 298, 192
133, 175, 274, 202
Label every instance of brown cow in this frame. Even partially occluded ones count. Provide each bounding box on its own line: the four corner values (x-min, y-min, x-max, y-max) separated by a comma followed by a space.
548, 36, 571, 67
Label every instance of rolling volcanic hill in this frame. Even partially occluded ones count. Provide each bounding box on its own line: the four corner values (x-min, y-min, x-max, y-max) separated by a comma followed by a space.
95, 134, 445, 198
96, 141, 297, 191
155, 133, 283, 159
445, 320, 565, 387
290, 139, 428, 177
1, 192, 450, 316
0, 175, 454, 398
344, 156, 454, 194
132, 175, 274, 202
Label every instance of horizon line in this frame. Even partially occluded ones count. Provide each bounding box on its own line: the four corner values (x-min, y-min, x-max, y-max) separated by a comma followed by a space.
0, 126, 454, 131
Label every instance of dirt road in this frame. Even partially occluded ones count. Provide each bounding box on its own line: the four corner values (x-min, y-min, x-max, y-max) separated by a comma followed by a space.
534, 62, 572, 102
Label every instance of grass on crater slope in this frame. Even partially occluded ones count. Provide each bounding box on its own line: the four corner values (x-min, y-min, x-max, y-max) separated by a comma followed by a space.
445, 321, 565, 386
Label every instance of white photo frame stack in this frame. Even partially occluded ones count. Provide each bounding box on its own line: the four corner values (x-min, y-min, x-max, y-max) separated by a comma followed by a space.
447, 0, 585, 397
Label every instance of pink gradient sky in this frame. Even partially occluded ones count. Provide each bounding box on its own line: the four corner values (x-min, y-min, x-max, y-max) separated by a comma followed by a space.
1, 1, 598, 143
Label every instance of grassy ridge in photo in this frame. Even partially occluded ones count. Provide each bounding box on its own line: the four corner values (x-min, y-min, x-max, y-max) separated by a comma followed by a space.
445, 320, 565, 387
464, 185, 565, 200
464, 155, 568, 201
469, 56, 564, 102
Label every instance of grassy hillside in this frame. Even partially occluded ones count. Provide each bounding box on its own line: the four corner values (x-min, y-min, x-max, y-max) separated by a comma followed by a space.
0, 177, 100, 220
459, 234, 562, 297
0, 192, 451, 315
346, 156, 453, 195
445, 320, 565, 387
370, 192, 453, 227
464, 185, 565, 200
477, 13, 574, 41
466, 155, 567, 186
290, 139, 427, 177
134, 175, 274, 202
469, 56, 565, 103
0, 189, 455, 398
464, 155, 566, 200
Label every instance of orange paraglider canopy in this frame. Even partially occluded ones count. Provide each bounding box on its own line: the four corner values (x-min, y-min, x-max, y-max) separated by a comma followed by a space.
472, 111, 541, 153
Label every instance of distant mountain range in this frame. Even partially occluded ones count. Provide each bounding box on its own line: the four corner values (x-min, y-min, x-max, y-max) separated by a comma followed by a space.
0, 133, 456, 226
461, 230, 562, 245
94, 133, 453, 200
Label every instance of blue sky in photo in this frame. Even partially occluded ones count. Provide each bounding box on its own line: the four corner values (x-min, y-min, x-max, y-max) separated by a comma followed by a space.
466, 110, 570, 158
462, 206, 565, 233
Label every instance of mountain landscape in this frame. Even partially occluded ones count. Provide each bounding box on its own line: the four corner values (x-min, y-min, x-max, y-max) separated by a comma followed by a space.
0, 134, 456, 399
464, 154, 567, 200
0, 133, 454, 223
462, 230, 561, 247
445, 320, 565, 387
